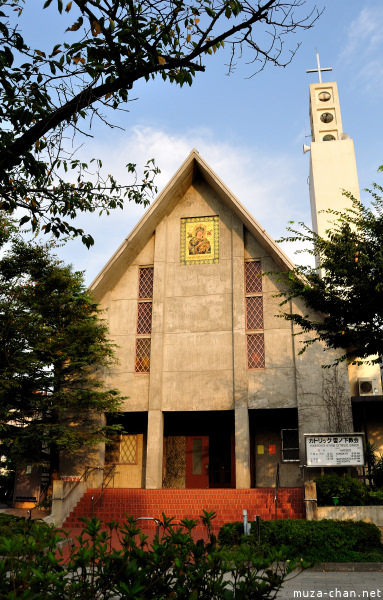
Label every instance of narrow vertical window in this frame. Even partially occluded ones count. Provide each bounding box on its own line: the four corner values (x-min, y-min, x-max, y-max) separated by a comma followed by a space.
137, 302, 152, 334
135, 267, 153, 373
281, 429, 299, 462
245, 260, 262, 294
138, 267, 154, 299
245, 261, 265, 369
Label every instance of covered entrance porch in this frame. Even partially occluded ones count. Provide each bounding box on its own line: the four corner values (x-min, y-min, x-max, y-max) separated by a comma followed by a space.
162, 411, 235, 489
105, 407, 303, 490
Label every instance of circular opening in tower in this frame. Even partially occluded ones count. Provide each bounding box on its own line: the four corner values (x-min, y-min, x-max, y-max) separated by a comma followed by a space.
318, 91, 331, 102
323, 134, 336, 141
320, 112, 334, 123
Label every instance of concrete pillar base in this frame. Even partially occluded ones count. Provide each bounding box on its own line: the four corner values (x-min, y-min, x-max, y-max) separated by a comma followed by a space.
235, 406, 251, 489
145, 410, 164, 489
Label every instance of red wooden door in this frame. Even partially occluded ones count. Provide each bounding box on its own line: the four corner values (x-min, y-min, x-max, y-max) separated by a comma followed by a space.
186, 436, 209, 488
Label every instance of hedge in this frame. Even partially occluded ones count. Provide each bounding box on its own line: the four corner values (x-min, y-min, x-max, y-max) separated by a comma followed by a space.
218, 519, 383, 562
315, 474, 383, 506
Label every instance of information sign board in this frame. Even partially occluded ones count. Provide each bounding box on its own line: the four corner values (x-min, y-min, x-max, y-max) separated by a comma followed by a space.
304, 433, 364, 467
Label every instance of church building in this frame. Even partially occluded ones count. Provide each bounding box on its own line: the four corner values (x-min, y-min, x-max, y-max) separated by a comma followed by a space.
14, 67, 383, 517
80, 70, 382, 494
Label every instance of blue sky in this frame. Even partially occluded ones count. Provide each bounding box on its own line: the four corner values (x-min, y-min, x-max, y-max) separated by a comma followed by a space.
20, 1, 383, 284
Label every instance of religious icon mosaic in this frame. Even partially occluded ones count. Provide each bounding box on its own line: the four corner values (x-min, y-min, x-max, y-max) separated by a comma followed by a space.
180, 216, 219, 265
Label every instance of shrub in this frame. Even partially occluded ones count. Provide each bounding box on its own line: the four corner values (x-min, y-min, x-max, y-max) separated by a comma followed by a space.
315, 473, 383, 506
217, 520, 245, 546
368, 489, 383, 504
315, 473, 369, 506
0, 513, 54, 540
218, 518, 383, 562
0, 512, 294, 599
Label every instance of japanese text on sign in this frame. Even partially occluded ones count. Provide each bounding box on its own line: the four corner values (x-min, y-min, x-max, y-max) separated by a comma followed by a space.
305, 434, 364, 467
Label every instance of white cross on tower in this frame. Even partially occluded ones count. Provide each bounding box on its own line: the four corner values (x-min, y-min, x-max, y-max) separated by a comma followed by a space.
306, 51, 332, 83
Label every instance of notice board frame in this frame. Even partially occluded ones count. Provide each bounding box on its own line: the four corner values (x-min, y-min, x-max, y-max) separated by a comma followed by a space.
304, 433, 365, 467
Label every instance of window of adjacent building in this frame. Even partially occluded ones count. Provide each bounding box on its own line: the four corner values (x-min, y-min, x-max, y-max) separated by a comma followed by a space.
281, 429, 299, 462
135, 267, 153, 373
245, 260, 265, 369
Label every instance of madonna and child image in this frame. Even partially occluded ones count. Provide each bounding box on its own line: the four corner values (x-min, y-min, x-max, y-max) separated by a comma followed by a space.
188, 224, 211, 255
180, 216, 219, 265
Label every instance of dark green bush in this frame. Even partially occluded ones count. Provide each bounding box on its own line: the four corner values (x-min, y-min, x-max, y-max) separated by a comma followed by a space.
218, 518, 383, 562
315, 473, 369, 506
0, 513, 53, 539
315, 473, 383, 506
368, 489, 383, 504
217, 520, 245, 546
0, 512, 294, 599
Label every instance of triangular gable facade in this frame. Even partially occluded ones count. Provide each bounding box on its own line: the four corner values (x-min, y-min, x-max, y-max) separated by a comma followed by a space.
77, 149, 357, 492
90, 149, 295, 299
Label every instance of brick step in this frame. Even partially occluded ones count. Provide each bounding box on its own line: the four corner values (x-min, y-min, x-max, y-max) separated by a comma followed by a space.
62, 488, 305, 530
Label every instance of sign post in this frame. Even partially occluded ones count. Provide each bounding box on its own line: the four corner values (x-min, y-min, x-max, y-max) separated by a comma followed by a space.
304, 433, 365, 467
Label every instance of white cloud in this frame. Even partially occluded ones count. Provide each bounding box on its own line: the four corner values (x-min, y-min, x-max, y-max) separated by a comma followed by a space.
338, 6, 383, 95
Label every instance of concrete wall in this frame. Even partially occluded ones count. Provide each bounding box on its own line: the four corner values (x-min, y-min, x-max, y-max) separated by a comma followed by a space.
317, 505, 383, 526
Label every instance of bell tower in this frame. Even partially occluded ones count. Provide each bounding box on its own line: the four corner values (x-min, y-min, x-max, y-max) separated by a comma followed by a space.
305, 53, 382, 395
305, 53, 360, 243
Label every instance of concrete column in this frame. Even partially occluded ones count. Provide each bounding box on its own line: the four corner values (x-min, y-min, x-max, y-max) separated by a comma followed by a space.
148, 218, 167, 412
231, 223, 251, 489
145, 409, 164, 489
145, 219, 167, 489
235, 406, 251, 489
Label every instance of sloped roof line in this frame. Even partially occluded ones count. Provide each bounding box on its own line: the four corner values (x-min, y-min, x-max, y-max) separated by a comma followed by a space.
90, 148, 295, 298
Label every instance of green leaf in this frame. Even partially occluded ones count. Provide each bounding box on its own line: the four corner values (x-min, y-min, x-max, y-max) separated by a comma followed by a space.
4, 46, 14, 66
